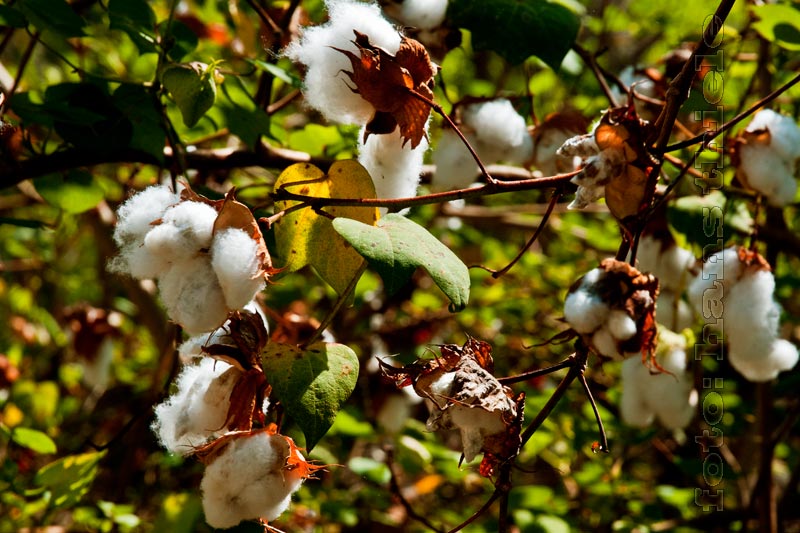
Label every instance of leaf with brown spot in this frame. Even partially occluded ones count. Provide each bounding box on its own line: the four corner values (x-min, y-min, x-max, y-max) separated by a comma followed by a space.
334, 31, 435, 148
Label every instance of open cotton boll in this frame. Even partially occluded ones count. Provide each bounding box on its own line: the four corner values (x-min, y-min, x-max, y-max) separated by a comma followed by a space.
358, 128, 428, 204
649, 348, 696, 429
637, 235, 695, 291
738, 143, 797, 207
201, 432, 304, 528
687, 247, 742, 322
620, 357, 655, 427
564, 269, 608, 334
592, 326, 620, 357
284, 0, 402, 125
108, 241, 172, 280
393, 0, 449, 30
607, 309, 638, 341
431, 128, 480, 191
747, 109, 800, 161
462, 99, 533, 165
143, 201, 219, 263
113, 185, 179, 247
729, 339, 799, 382
152, 357, 236, 454
159, 258, 229, 335
211, 228, 266, 310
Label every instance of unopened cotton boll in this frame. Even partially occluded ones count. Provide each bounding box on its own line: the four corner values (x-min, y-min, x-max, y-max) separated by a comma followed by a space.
159, 258, 229, 335
143, 201, 219, 263
152, 357, 236, 454
358, 128, 428, 204
200, 432, 305, 528
210, 228, 266, 310
393, 0, 449, 31
283, 0, 402, 125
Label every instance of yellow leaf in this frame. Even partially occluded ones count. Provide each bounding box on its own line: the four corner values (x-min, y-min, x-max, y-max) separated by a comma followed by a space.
273, 161, 380, 294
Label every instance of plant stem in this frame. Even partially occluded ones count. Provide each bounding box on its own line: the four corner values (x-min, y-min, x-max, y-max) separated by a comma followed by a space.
303, 261, 368, 348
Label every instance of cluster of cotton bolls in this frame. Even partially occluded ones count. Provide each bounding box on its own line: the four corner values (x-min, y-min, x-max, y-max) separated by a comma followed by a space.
620, 328, 697, 430
636, 233, 697, 331
688, 247, 799, 382
431, 99, 533, 191
735, 109, 800, 207
109, 185, 268, 335
284, 0, 428, 202
564, 260, 659, 360
200, 429, 308, 529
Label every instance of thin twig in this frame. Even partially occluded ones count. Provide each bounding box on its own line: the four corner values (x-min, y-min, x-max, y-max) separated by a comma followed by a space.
302, 261, 368, 348
578, 372, 609, 453
498, 356, 573, 385
487, 189, 562, 279
4, 31, 39, 113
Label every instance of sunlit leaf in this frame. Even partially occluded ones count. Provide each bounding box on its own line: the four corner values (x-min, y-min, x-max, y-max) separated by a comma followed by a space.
450, 0, 580, 69
10, 427, 57, 454
262, 342, 359, 450
35, 171, 105, 214
162, 62, 217, 128
108, 0, 157, 54
752, 4, 800, 51
273, 161, 379, 295
0, 5, 27, 28
153, 493, 203, 533
35, 450, 106, 509
333, 213, 470, 311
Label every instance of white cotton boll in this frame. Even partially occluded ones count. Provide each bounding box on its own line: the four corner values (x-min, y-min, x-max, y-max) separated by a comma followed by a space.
564, 289, 609, 334
620, 357, 655, 427
461, 99, 533, 165
143, 201, 218, 263
113, 185, 179, 247
688, 247, 742, 322
284, 0, 402, 125
109, 241, 172, 280
152, 357, 236, 454
656, 291, 694, 331
449, 404, 507, 462
395, 0, 448, 30
738, 143, 797, 207
201, 432, 304, 528
159, 259, 229, 335
358, 128, 428, 204
592, 326, 620, 358
729, 339, 798, 382
607, 310, 638, 341
429, 371, 455, 399
725, 269, 777, 335
431, 128, 480, 191
747, 109, 800, 161
637, 235, 696, 292
210, 228, 266, 310
649, 349, 695, 430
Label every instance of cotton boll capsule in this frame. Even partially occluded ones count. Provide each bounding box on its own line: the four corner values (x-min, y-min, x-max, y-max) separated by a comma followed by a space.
564, 288, 609, 334
607, 309, 638, 341
113, 185, 179, 247
283, 0, 402, 125
143, 201, 219, 263
152, 357, 236, 454
200, 430, 306, 528
592, 326, 620, 358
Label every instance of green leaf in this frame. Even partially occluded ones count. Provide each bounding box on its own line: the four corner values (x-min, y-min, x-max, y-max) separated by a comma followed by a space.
45, 83, 133, 150
333, 213, 470, 311
35, 450, 106, 509
35, 170, 106, 214
17, 0, 86, 37
449, 0, 580, 69
667, 191, 751, 251
222, 104, 270, 148
273, 161, 380, 295
10, 427, 57, 454
108, 0, 157, 55
248, 59, 303, 88
0, 6, 28, 28
262, 342, 359, 450
162, 63, 217, 128
752, 4, 800, 51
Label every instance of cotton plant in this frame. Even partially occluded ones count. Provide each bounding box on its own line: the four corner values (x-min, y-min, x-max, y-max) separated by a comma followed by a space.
284, 0, 435, 200
734, 109, 800, 207
109, 185, 272, 335
432, 98, 533, 191
688, 246, 799, 382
